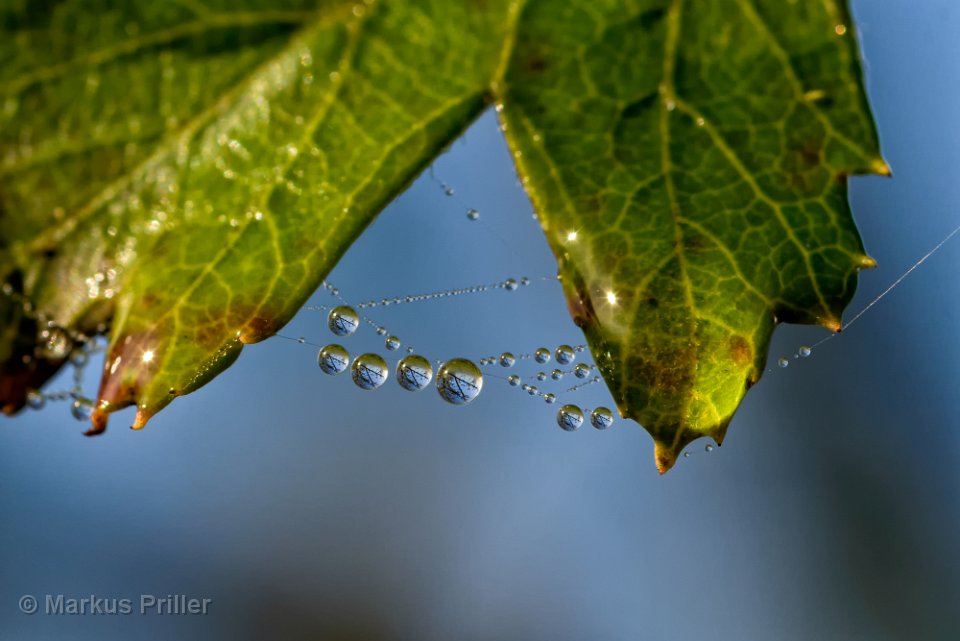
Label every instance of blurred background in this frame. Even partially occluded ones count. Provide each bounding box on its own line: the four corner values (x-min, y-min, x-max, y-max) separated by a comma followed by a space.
2, 0, 959, 639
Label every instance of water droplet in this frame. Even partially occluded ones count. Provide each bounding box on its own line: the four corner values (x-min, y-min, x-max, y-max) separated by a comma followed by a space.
590, 407, 614, 430
777, 357, 789, 368
799, 345, 812, 358
508, 374, 521, 387
683, 451, 690, 458
444, 186, 455, 196
574, 363, 591, 379
71, 397, 94, 421
385, 335, 401, 351
534, 347, 551, 364
376, 326, 387, 336
536, 371, 547, 381
705, 443, 714, 453
499, 352, 516, 367
695, 117, 705, 127
527, 385, 538, 396
555, 344, 575, 364
297, 336, 306, 344
317, 344, 350, 375
396, 355, 433, 391
351, 353, 388, 390
544, 393, 556, 404
26, 390, 44, 410
69, 349, 89, 368
504, 278, 518, 291
436, 358, 483, 405
551, 369, 563, 381
557, 404, 584, 431
520, 277, 530, 286
834, 23, 847, 36
39, 327, 72, 360
327, 306, 359, 336
466, 208, 479, 221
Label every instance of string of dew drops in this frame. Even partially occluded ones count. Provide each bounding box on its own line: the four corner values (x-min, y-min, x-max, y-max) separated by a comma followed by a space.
281, 272, 617, 432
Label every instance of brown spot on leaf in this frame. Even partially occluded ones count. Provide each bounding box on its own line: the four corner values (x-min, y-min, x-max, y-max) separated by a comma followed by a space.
729, 335, 752, 367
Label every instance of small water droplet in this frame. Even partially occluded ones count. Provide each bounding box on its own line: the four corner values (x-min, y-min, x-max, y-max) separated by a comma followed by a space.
376, 326, 387, 336
444, 186, 455, 196
351, 353, 388, 390
544, 393, 557, 404
71, 397, 94, 421
327, 306, 359, 336
574, 363, 591, 379
396, 355, 433, 391
436, 358, 483, 405
499, 352, 516, 367
527, 385, 538, 396
317, 344, 350, 375
534, 347, 551, 364
799, 345, 812, 358
385, 335, 401, 351
536, 371, 547, 381
69, 349, 89, 368
590, 407, 614, 430
683, 452, 690, 458
508, 374, 521, 387
26, 390, 44, 410
557, 404, 584, 431
551, 369, 563, 381
520, 277, 530, 286
777, 357, 789, 368
466, 208, 479, 221
504, 278, 518, 291
705, 443, 714, 453
555, 344, 575, 365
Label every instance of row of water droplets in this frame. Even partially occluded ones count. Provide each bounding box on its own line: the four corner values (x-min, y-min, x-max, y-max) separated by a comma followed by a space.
281, 270, 617, 432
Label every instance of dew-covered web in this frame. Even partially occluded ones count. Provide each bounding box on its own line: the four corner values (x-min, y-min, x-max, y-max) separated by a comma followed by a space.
9, 115, 960, 461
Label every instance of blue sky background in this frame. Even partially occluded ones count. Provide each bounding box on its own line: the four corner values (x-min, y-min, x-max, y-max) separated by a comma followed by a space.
2, 1, 959, 639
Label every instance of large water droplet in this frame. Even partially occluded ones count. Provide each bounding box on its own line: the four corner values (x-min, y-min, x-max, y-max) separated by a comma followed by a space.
436, 358, 483, 405
499, 352, 515, 367
396, 355, 433, 391
574, 363, 591, 379
351, 353, 388, 390
39, 327, 72, 360
317, 344, 350, 375
328, 305, 359, 336
590, 407, 614, 430
557, 404, 584, 431
385, 335, 401, 351
534, 348, 551, 364
71, 397, 94, 421
555, 344, 575, 365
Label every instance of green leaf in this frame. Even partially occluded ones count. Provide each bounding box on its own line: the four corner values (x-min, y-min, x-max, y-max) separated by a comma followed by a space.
0, 0, 885, 472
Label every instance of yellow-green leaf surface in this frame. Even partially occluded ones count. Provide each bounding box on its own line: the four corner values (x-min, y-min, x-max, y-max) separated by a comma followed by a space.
0, 0, 885, 472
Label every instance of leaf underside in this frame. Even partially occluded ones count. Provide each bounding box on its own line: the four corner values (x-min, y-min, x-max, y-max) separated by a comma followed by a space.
0, 0, 885, 473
